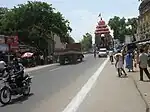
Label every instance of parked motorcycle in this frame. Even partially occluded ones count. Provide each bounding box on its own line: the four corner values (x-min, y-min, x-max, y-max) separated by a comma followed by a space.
0, 72, 33, 105
0, 69, 7, 78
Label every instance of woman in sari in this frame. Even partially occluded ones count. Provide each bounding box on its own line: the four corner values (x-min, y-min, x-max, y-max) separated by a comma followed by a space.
125, 52, 133, 72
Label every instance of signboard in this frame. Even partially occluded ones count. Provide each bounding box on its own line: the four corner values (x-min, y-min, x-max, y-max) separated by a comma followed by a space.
0, 35, 5, 44
0, 44, 9, 52
125, 35, 133, 44
6, 36, 19, 51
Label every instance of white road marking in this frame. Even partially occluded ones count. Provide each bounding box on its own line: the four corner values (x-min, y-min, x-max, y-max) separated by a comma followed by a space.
49, 67, 62, 72
62, 58, 109, 112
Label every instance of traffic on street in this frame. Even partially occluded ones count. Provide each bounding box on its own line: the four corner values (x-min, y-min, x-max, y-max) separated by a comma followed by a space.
0, 54, 110, 112
0, 0, 150, 112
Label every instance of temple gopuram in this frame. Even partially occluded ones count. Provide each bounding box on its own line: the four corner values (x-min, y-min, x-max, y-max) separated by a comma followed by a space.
136, 0, 150, 41
95, 16, 113, 50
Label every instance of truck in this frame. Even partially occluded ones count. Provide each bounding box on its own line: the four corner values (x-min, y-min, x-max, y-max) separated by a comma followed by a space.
54, 43, 84, 65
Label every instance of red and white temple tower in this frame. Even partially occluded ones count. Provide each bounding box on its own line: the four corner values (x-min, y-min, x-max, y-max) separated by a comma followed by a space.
95, 16, 112, 50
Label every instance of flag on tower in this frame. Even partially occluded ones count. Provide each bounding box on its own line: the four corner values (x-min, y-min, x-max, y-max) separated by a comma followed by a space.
98, 13, 101, 17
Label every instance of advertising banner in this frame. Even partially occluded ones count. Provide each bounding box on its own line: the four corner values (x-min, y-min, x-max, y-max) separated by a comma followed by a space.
0, 44, 9, 52
0, 35, 5, 44
6, 36, 19, 51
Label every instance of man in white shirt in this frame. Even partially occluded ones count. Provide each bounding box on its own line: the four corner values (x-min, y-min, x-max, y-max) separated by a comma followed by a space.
139, 49, 150, 81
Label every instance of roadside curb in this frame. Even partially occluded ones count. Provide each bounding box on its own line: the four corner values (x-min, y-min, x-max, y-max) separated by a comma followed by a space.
130, 75, 149, 112
24, 63, 58, 72
24, 53, 90, 73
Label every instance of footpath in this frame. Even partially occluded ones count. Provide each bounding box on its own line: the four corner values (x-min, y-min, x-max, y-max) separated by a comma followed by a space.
77, 61, 146, 112
129, 67, 150, 112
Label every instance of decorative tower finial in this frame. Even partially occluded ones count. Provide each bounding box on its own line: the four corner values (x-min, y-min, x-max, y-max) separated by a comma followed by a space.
98, 13, 102, 20
98, 13, 101, 18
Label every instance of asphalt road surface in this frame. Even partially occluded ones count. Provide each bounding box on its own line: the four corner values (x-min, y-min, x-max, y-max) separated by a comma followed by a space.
0, 54, 107, 112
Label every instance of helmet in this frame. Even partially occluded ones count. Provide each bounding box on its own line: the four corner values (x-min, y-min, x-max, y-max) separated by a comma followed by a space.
13, 58, 19, 64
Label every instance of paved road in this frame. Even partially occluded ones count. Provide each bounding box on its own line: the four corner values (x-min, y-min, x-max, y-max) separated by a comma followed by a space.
0, 54, 106, 112
0, 54, 146, 112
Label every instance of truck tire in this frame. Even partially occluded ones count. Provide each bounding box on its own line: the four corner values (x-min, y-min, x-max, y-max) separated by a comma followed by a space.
79, 54, 83, 62
80, 58, 83, 62
72, 55, 77, 64
59, 56, 65, 65
59, 60, 65, 65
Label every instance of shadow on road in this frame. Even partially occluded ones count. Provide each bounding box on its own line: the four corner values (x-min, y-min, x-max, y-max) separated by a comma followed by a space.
58, 60, 87, 66
143, 80, 150, 82
121, 75, 128, 78
0, 93, 34, 107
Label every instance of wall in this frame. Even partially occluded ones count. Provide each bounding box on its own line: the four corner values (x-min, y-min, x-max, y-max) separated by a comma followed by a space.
53, 34, 66, 49
138, 0, 150, 40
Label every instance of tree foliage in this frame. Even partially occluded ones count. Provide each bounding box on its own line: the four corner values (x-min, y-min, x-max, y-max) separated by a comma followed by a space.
108, 16, 137, 43
68, 36, 75, 43
0, 1, 72, 51
80, 33, 93, 51
63, 33, 75, 44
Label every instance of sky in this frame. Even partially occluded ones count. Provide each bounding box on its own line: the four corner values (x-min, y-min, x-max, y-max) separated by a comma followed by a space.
0, 0, 140, 42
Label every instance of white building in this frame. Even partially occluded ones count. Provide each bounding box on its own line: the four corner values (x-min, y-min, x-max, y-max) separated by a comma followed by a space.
53, 34, 66, 50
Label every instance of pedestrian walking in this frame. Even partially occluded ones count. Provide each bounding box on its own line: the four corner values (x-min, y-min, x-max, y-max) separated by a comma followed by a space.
133, 51, 138, 70
125, 52, 134, 72
115, 52, 127, 77
139, 49, 150, 81
94, 50, 96, 58
109, 50, 114, 64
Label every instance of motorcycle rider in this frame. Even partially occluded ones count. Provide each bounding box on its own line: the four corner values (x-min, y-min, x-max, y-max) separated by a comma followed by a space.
13, 58, 24, 87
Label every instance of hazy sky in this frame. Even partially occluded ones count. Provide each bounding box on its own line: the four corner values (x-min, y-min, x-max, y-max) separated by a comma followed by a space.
1, 0, 140, 42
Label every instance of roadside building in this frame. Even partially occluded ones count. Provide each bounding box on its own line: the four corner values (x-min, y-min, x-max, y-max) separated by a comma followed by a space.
95, 17, 113, 50
136, 0, 150, 41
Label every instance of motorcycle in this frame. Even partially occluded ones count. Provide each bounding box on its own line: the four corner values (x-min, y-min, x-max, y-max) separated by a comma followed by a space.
0, 69, 7, 78
0, 72, 33, 105
0, 66, 11, 79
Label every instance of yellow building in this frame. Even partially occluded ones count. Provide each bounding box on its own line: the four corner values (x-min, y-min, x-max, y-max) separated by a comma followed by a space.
137, 0, 150, 41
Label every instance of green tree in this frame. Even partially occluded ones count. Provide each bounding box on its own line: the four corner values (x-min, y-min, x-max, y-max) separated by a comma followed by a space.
108, 16, 126, 42
126, 18, 137, 35
0, 1, 72, 52
68, 36, 75, 43
0, 7, 8, 33
80, 33, 93, 51
108, 16, 138, 43
63, 33, 75, 44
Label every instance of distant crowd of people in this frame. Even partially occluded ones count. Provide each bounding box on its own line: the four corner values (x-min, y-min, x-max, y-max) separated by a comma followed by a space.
113, 47, 150, 81
93, 45, 150, 81
0, 51, 57, 69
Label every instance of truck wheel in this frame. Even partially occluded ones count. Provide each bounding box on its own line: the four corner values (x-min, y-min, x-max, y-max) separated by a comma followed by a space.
80, 58, 83, 62
59, 56, 65, 65
60, 60, 65, 65
80, 54, 84, 61
72, 55, 77, 64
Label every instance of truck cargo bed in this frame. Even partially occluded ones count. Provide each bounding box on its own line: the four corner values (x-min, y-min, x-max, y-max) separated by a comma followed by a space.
54, 43, 84, 65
